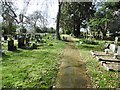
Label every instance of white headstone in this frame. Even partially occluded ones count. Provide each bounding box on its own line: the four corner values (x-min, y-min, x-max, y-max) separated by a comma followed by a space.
110, 44, 116, 53
115, 37, 118, 44
117, 46, 120, 55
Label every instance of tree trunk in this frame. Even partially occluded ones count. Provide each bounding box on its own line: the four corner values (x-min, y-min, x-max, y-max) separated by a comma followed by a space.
76, 23, 80, 38
73, 13, 76, 37
56, 1, 62, 40
99, 26, 107, 40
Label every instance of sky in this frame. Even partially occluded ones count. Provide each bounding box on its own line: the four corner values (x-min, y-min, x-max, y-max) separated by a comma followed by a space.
14, 0, 59, 28
1, 0, 119, 29
0, 0, 58, 29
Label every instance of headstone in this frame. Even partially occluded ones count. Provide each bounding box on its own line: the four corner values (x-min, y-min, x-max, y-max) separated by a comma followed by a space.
4, 35, 7, 40
114, 37, 118, 53
117, 46, 120, 55
26, 36, 30, 46
105, 49, 109, 54
109, 44, 116, 53
115, 37, 118, 44
31, 43, 37, 49
14, 34, 18, 40
8, 40, 16, 51
18, 36, 25, 48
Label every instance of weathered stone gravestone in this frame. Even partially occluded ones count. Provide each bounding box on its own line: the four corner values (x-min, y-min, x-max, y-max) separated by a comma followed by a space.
114, 46, 120, 58
115, 37, 118, 44
25, 36, 30, 46
114, 37, 118, 53
35, 34, 42, 43
14, 34, 18, 40
8, 40, 16, 51
4, 35, 7, 40
31, 43, 37, 49
117, 46, 120, 55
109, 44, 116, 53
18, 36, 25, 48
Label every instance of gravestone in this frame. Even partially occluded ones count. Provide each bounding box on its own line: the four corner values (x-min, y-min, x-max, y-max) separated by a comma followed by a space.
114, 37, 118, 53
18, 36, 25, 48
109, 44, 116, 53
26, 36, 30, 46
14, 34, 18, 40
4, 35, 7, 40
8, 40, 16, 51
117, 46, 120, 55
31, 43, 37, 49
115, 37, 118, 44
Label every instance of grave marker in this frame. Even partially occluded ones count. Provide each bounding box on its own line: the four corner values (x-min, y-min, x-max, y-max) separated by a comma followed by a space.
8, 40, 16, 51
18, 36, 25, 48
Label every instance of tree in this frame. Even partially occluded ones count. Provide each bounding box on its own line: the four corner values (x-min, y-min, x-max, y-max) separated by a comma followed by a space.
1, 1, 18, 36
60, 2, 95, 38
56, 0, 62, 40
25, 10, 47, 33
88, 1, 120, 39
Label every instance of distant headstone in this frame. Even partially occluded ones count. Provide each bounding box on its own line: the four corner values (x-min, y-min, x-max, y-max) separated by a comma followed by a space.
18, 36, 25, 48
14, 34, 18, 40
4, 35, 7, 40
109, 44, 116, 53
31, 43, 37, 49
26, 36, 30, 45
114, 37, 118, 53
115, 37, 118, 44
8, 40, 16, 51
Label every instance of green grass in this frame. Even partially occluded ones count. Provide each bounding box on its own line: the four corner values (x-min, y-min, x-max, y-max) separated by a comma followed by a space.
2, 36, 65, 88
76, 39, 120, 88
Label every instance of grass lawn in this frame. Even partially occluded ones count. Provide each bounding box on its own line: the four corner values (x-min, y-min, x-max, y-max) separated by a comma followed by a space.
76, 39, 120, 88
2, 35, 65, 88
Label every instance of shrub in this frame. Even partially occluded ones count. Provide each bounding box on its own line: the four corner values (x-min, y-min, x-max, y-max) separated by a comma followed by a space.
81, 39, 99, 45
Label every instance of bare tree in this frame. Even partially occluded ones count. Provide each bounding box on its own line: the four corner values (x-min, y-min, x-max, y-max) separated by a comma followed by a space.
25, 10, 47, 32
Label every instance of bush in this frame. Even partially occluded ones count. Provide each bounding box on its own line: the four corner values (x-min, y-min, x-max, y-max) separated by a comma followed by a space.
81, 39, 99, 45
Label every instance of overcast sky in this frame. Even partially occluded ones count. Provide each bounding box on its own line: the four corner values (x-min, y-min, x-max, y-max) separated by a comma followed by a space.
13, 0, 58, 28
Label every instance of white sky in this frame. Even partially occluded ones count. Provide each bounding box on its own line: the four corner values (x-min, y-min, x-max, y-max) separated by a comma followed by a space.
13, 0, 58, 28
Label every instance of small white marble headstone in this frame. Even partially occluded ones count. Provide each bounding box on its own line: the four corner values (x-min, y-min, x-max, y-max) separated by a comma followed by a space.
115, 37, 118, 44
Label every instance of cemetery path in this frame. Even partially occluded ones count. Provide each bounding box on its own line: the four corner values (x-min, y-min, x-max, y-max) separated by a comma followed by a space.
55, 42, 92, 88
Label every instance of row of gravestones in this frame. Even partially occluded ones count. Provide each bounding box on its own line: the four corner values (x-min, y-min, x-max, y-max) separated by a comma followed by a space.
3, 34, 44, 51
